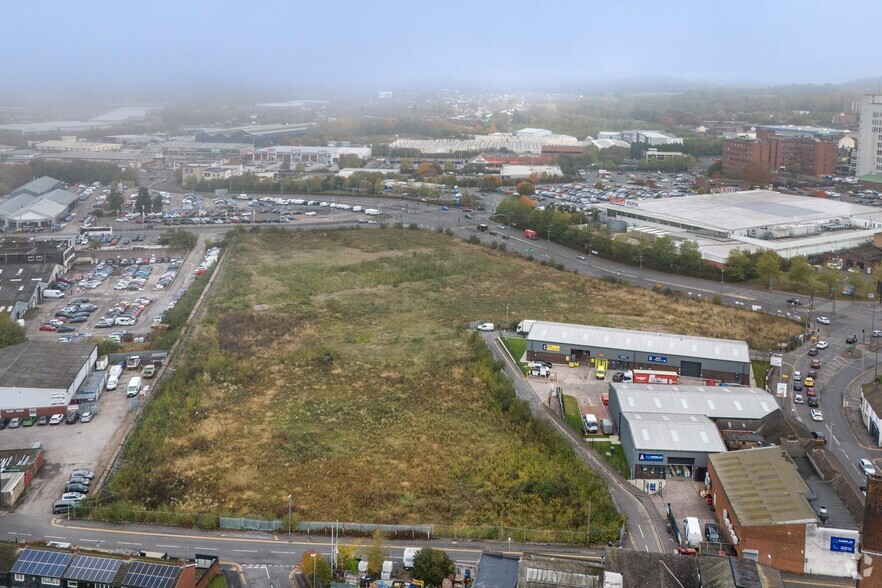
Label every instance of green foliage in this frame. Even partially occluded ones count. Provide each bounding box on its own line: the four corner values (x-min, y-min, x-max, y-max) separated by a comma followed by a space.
724, 248, 755, 281
0, 314, 26, 348
29, 159, 138, 186
300, 550, 332, 587
516, 181, 535, 196
90, 338, 120, 357
135, 187, 152, 214
413, 548, 455, 587
365, 530, 389, 577
562, 395, 583, 433
755, 250, 783, 288
158, 229, 198, 250
106, 189, 124, 214
752, 361, 771, 387
502, 337, 526, 363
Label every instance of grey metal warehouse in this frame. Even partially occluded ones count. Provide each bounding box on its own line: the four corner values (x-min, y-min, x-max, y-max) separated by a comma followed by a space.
608, 383, 777, 483
526, 321, 751, 385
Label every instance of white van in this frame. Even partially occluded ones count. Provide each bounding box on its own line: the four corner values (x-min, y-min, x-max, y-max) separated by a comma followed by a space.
106, 375, 119, 391
42, 289, 65, 299
583, 413, 598, 434
683, 517, 702, 547
126, 376, 142, 398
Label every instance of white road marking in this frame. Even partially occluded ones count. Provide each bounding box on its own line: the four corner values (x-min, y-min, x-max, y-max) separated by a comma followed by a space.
638, 525, 645, 539
156, 545, 180, 549
270, 551, 297, 555
45, 536, 67, 540
194, 547, 218, 551
8, 532, 32, 536
234, 549, 259, 553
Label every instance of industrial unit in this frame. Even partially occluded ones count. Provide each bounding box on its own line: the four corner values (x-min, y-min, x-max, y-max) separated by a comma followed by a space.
525, 321, 751, 385
608, 384, 777, 482
0, 341, 97, 419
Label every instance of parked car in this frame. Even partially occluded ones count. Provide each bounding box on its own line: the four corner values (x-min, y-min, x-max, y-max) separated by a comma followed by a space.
873, 330, 882, 338
71, 469, 94, 479
79, 412, 93, 423
49, 414, 64, 425
792, 371, 802, 381
63, 483, 88, 494
811, 409, 824, 422
36, 415, 48, 426
126, 356, 141, 370
22, 415, 37, 427
53, 500, 78, 514
142, 365, 156, 379
794, 394, 804, 404
68, 476, 90, 487
612, 372, 625, 382
61, 492, 86, 502
792, 382, 803, 392
8, 418, 20, 428
808, 396, 820, 407
704, 523, 721, 543
804, 376, 815, 387
808, 348, 819, 356
0, 417, 8, 430
860, 458, 877, 476
65, 412, 79, 425
476, 323, 495, 332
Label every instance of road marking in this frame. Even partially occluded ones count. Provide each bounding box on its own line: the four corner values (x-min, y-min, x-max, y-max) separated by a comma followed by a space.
233, 549, 259, 553
270, 551, 297, 555
8, 532, 32, 536
156, 545, 180, 549
637, 525, 645, 539
45, 536, 67, 540
118, 542, 142, 546
195, 547, 218, 551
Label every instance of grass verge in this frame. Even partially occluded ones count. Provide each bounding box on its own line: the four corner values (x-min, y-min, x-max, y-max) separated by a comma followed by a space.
562, 395, 583, 433
751, 360, 771, 388
584, 439, 630, 479
502, 336, 527, 365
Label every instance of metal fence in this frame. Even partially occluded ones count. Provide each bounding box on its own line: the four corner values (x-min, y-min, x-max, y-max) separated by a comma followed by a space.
220, 517, 283, 532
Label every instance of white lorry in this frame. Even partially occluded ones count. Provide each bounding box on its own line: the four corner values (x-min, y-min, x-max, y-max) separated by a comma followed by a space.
402, 547, 421, 570
516, 320, 536, 335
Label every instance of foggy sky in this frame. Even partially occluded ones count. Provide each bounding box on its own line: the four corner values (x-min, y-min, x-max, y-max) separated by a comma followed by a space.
4, 0, 881, 98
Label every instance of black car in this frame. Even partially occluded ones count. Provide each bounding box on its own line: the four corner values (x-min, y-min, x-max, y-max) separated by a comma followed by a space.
0, 417, 8, 430
811, 431, 827, 444
68, 476, 90, 487
808, 396, 820, 407
704, 523, 721, 543
36, 415, 49, 426
63, 483, 88, 494
807, 370, 818, 379
847, 335, 858, 345
786, 298, 803, 306
807, 348, 819, 356
65, 412, 79, 425
793, 382, 803, 392
612, 372, 625, 383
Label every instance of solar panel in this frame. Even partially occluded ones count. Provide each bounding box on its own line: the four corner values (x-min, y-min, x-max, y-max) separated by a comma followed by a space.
65, 556, 123, 583
11, 548, 73, 578
122, 561, 180, 588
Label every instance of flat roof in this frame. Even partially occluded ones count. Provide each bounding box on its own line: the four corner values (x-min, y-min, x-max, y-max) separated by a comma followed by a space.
709, 446, 816, 526
162, 141, 252, 150
610, 384, 776, 420
623, 412, 726, 453
599, 189, 882, 233
527, 321, 750, 364
0, 342, 95, 390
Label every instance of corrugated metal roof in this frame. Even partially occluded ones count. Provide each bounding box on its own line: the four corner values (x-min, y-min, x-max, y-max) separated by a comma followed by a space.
624, 412, 727, 453
0, 341, 95, 390
709, 446, 816, 526
10, 176, 62, 197
611, 384, 776, 420
42, 189, 78, 207
527, 321, 750, 364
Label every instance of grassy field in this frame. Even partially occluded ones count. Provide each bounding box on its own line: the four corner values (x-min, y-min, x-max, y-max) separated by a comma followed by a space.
502, 337, 527, 364
107, 227, 796, 538
562, 395, 583, 434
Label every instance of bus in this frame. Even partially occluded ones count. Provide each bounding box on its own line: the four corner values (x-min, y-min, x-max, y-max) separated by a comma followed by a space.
79, 226, 113, 237
524, 229, 538, 239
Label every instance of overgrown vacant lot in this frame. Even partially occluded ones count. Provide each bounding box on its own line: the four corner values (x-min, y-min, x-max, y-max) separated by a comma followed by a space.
109, 228, 795, 534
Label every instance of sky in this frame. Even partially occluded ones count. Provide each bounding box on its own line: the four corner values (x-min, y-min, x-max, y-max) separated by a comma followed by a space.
3, 0, 882, 99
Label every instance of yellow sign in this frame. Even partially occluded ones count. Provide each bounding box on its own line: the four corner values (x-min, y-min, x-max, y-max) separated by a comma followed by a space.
546, 344, 560, 351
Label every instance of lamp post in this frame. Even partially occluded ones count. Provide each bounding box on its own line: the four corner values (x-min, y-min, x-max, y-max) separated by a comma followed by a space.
287, 494, 292, 534
507, 537, 512, 553
311, 553, 317, 588
720, 268, 724, 298
506, 305, 509, 328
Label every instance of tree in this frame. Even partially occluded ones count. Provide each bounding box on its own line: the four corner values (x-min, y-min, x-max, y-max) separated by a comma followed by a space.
413, 548, 455, 587
400, 158, 414, 174
365, 530, 389, 577
647, 236, 677, 270
787, 256, 814, 290
336, 540, 363, 573
106, 189, 124, 214
152, 194, 163, 213
135, 187, 152, 214
0, 314, 26, 349
755, 249, 783, 289
516, 181, 535, 196
676, 240, 704, 275
299, 550, 332, 587
724, 248, 755, 282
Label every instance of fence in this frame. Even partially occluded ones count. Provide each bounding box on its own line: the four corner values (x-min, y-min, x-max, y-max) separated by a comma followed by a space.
298, 521, 616, 546
220, 517, 283, 532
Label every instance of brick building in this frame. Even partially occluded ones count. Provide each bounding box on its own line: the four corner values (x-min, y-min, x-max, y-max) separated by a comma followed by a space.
722, 135, 836, 178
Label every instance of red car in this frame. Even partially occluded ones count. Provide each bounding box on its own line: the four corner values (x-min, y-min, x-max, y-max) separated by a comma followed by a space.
39, 323, 57, 331
810, 359, 821, 369
805, 387, 816, 397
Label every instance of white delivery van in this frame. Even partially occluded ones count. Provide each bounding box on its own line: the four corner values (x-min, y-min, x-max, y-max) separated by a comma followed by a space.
402, 547, 421, 570
42, 289, 65, 299
683, 517, 702, 547
583, 413, 599, 434
126, 376, 142, 398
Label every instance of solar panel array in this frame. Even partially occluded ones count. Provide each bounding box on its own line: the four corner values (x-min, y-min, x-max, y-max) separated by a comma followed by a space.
65, 556, 123, 583
11, 549, 73, 578
122, 561, 180, 588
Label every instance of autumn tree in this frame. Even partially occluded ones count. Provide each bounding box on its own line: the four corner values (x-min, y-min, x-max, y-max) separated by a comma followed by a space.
365, 530, 389, 577
755, 250, 783, 289
413, 548, 455, 587
725, 248, 755, 281
299, 550, 332, 587
516, 181, 535, 196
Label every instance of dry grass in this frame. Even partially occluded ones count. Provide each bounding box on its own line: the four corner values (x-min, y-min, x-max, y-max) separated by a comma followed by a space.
111, 228, 796, 531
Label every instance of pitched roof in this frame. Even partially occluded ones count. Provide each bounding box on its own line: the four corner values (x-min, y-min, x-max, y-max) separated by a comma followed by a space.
10, 176, 62, 197
622, 412, 727, 453
862, 382, 882, 416
603, 548, 700, 588
611, 384, 776, 420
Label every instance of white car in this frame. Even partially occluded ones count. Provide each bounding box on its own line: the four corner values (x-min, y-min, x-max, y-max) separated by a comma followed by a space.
810, 409, 824, 422
48, 414, 64, 425
476, 323, 495, 332
816, 316, 831, 325
816, 341, 829, 349
860, 458, 877, 476
61, 492, 86, 502
305, 211, 317, 216
80, 412, 94, 423
792, 371, 802, 381
794, 394, 804, 404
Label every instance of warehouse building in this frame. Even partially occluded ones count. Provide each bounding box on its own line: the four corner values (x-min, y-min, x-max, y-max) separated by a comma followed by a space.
598, 189, 882, 263
195, 123, 312, 146
608, 384, 777, 482
9, 176, 63, 198
708, 446, 860, 578
0, 341, 97, 419
526, 321, 751, 385
0, 263, 61, 320
0, 447, 44, 507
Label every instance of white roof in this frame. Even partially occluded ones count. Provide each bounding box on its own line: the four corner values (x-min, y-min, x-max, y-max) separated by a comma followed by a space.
499, 165, 563, 178
611, 384, 777, 420
623, 412, 727, 453
527, 321, 750, 364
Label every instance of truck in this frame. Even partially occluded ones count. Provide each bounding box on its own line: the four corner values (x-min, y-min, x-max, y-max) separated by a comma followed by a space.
516, 320, 536, 335
403, 547, 421, 569
623, 369, 678, 384
364, 208, 381, 216
524, 229, 538, 239
477, 223, 488, 232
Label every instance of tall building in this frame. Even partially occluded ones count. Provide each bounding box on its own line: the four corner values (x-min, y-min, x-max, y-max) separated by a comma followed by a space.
857, 95, 882, 178
722, 135, 835, 177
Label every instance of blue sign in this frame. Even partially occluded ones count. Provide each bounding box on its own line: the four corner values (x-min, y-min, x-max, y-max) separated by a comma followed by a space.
638, 453, 664, 462
648, 482, 657, 491
830, 536, 856, 553
618, 355, 630, 360
647, 355, 668, 364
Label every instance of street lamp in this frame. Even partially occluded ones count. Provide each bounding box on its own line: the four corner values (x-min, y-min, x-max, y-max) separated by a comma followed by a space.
720, 268, 724, 298
287, 494, 292, 534
507, 537, 512, 553
311, 553, 317, 588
